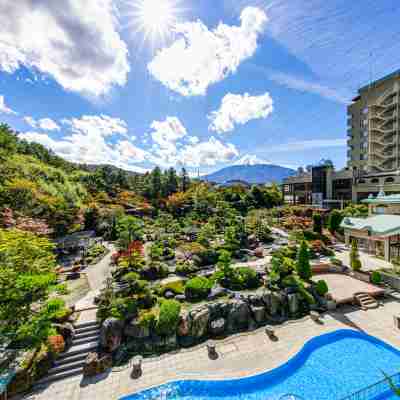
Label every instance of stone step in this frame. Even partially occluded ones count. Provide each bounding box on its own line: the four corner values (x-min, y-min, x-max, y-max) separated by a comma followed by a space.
48, 360, 86, 375
72, 336, 99, 347
55, 353, 88, 366
74, 320, 99, 329
59, 342, 98, 358
75, 325, 100, 335
74, 330, 100, 340
35, 367, 83, 386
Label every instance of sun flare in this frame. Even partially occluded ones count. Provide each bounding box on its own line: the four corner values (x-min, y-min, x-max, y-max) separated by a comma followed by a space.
126, 0, 183, 45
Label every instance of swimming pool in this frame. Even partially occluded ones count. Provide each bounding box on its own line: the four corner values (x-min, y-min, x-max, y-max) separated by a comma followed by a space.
121, 330, 400, 400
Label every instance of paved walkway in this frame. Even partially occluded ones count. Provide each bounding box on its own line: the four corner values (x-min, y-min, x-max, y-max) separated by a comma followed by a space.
74, 243, 115, 318
334, 243, 393, 272
23, 297, 400, 400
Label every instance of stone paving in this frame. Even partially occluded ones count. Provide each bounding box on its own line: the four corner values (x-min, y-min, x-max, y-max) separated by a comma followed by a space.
21, 297, 400, 400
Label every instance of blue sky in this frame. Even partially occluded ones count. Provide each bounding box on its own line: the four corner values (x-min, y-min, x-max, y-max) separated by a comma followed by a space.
0, 0, 399, 174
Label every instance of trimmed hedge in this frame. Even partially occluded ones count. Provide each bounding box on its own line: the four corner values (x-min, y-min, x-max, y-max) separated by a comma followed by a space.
185, 276, 212, 301
155, 300, 181, 336
315, 280, 329, 297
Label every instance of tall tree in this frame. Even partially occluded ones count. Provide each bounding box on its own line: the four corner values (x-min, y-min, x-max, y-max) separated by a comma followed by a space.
150, 167, 162, 199
166, 167, 178, 195
181, 167, 189, 192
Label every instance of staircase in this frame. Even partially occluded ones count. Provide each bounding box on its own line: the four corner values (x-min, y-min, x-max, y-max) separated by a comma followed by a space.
354, 292, 379, 310
36, 320, 100, 386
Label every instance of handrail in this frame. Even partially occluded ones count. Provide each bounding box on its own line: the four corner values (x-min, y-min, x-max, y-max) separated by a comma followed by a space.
339, 371, 400, 400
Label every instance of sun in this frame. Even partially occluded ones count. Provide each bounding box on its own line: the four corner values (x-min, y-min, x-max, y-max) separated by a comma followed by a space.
125, 0, 183, 45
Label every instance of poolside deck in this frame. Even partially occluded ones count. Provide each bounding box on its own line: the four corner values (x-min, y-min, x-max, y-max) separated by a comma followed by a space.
313, 273, 385, 305
21, 297, 400, 400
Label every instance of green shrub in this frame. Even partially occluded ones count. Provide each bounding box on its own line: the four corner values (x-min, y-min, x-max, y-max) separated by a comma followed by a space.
313, 213, 322, 234
235, 267, 261, 289
110, 298, 137, 321
185, 277, 212, 301
328, 210, 343, 233
296, 241, 312, 281
138, 309, 157, 329
155, 300, 181, 336
371, 271, 382, 285
159, 279, 185, 295
315, 280, 329, 297
45, 298, 70, 321
175, 261, 197, 276
350, 240, 362, 271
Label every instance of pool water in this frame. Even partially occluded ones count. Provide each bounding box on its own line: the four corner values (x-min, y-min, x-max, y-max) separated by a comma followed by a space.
121, 330, 400, 400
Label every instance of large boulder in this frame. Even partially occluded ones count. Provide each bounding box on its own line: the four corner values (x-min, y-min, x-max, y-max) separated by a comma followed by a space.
269, 292, 282, 317
100, 318, 123, 353
124, 320, 150, 339
251, 306, 267, 324
288, 293, 300, 316
226, 300, 251, 333
209, 318, 226, 336
83, 352, 112, 377
177, 311, 191, 337
189, 307, 210, 338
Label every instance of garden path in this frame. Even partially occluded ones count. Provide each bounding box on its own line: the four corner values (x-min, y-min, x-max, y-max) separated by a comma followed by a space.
74, 242, 115, 312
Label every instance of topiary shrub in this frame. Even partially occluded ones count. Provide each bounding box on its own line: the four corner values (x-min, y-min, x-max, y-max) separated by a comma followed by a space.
350, 240, 362, 271
313, 213, 322, 234
315, 280, 329, 297
371, 271, 382, 285
185, 276, 213, 301
175, 260, 197, 276
155, 300, 181, 336
110, 298, 137, 321
296, 241, 312, 281
235, 267, 261, 290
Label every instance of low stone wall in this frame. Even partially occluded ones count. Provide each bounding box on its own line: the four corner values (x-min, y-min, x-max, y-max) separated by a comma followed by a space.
101, 291, 323, 357
381, 271, 400, 290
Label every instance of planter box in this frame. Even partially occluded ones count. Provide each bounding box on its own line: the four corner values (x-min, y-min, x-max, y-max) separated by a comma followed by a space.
381, 272, 400, 291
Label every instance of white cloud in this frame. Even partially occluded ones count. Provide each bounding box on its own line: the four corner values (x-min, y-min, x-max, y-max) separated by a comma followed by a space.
208, 92, 273, 133
148, 7, 267, 96
264, 138, 346, 153
24, 116, 60, 131
0, 95, 17, 115
149, 116, 187, 165
0, 0, 130, 97
19, 114, 148, 173
178, 137, 239, 167
187, 136, 199, 144
62, 115, 128, 137
150, 117, 187, 148
268, 71, 349, 105
38, 118, 61, 131
234, 154, 271, 165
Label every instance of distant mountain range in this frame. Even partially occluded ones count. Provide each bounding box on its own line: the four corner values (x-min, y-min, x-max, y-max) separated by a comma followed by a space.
203, 164, 296, 185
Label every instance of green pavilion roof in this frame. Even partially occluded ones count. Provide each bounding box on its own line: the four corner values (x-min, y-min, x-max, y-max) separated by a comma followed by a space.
362, 194, 400, 204
341, 214, 400, 237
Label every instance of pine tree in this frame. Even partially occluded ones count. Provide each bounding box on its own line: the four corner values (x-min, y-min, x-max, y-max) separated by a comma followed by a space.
151, 167, 162, 199
296, 241, 312, 281
181, 167, 189, 192
313, 213, 322, 234
166, 167, 178, 195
